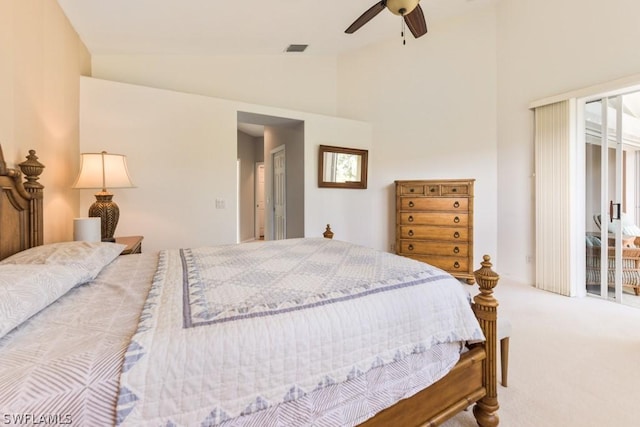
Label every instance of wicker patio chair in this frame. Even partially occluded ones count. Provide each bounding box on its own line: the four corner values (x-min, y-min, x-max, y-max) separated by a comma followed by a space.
586, 215, 640, 296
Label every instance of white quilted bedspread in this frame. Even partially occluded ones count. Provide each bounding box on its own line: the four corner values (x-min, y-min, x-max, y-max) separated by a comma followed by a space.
116, 238, 484, 426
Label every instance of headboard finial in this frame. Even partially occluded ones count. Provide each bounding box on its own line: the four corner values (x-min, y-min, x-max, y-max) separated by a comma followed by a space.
0, 147, 45, 258
323, 224, 334, 239
19, 149, 45, 190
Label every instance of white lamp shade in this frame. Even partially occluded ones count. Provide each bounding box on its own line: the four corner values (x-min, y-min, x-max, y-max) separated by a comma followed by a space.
73, 217, 102, 242
72, 152, 134, 190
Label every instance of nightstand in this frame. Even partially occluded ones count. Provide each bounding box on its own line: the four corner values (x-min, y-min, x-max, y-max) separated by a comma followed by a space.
115, 235, 144, 255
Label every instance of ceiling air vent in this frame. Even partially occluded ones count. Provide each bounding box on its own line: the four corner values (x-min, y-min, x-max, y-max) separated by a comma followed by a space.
285, 44, 308, 53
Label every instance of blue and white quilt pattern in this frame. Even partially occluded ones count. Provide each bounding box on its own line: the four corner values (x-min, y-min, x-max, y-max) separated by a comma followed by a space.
183, 238, 448, 327
116, 238, 484, 426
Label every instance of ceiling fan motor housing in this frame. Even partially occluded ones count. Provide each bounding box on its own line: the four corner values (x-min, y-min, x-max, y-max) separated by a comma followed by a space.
386, 0, 420, 15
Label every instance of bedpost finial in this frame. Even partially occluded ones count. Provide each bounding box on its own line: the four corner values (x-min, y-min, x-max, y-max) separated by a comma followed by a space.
19, 149, 45, 190
474, 254, 499, 296
323, 224, 334, 239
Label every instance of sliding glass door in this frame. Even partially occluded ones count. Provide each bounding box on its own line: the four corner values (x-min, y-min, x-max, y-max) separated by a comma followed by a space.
585, 93, 640, 304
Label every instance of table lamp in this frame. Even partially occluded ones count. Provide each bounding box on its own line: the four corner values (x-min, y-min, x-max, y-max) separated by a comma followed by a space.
72, 151, 134, 242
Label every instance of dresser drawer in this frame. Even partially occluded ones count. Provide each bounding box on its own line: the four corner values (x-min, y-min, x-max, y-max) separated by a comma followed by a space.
400, 197, 468, 211
398, 183, 443, 196
406, 254, 470, 273
398, 184, 425, 195
398, 225, 469, 241
441, 184, 470, 196
399, 212, 469, 227
399, 240, 469, 257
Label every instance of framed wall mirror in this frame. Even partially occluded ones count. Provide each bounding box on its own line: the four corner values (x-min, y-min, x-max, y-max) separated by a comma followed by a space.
318, 145, 368, 189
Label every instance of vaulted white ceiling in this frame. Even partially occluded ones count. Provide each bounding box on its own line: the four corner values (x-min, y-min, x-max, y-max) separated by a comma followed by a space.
57, 0, 496, 56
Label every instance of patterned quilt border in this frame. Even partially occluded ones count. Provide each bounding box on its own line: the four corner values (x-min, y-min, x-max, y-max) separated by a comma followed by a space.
178, 246, 451, 328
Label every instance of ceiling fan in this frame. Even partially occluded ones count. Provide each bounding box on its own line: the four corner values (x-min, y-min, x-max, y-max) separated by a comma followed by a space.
345, 0, 428, 40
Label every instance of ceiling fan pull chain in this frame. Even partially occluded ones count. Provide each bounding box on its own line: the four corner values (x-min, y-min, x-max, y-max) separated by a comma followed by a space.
401, 18, 406, 45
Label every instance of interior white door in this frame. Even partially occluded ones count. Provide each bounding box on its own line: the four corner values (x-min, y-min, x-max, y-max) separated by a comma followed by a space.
255, 163, 265, 239
272, 147, 286, 240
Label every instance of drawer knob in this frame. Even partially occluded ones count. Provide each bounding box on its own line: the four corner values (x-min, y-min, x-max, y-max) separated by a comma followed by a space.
453, 216, 460, 224
410, 188, 415, 193
408, 215, 414, 222
408, 201, 415, 208
453, 201, 460, 208
452, 188, 457, 192
408, 244, 414, 251
453, 246, 460, 254
454, 261, 460, 269
430, 187, 436, 192
408, 230, 414, 237
453, 231, 460, 238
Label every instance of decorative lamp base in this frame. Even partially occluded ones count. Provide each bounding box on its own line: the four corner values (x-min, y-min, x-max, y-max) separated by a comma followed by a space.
89, 191, 120, 242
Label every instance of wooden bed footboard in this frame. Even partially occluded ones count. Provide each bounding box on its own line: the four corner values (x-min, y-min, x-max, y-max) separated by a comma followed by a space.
360, 255, 500, 427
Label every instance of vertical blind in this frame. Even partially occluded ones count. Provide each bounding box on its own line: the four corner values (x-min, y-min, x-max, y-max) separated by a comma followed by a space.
534, 100, 573, 296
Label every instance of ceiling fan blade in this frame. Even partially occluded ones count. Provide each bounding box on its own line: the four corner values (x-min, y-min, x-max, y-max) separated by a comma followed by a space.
404, 4, 427, 38
345, 1, 386, 34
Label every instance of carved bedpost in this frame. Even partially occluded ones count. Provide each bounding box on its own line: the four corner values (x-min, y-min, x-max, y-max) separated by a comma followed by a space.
472, 255, 500, 427
323, 224, 334, 239
19, 150, 45, 247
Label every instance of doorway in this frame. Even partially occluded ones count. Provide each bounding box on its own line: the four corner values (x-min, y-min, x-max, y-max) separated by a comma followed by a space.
584, 92, 640, 306
237, 111, 305, 242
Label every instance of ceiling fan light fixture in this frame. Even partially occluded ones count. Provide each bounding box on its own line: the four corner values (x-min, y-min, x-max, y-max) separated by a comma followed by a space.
344, 0, 427, 39
386, 0, 420, 16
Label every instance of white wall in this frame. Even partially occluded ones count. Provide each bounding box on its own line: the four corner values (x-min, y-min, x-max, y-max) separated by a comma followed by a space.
496, 0, 640, 282
79, 77, 372, 252
91, 54, 339, 117
336, 7, 499, 269
303, 118, 374, 247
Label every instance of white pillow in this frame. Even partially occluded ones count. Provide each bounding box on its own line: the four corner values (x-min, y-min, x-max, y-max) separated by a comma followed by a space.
0, 241, 125, 281
0, 264, 88, 338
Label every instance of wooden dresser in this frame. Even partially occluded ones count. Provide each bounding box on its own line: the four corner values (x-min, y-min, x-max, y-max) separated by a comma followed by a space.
395, 179, 475, 284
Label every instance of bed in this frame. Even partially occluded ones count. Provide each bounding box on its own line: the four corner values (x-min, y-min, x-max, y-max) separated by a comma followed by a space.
0, 147, 500, 426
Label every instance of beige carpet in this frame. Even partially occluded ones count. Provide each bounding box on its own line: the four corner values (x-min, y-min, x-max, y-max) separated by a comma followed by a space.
442, 278, 640, 427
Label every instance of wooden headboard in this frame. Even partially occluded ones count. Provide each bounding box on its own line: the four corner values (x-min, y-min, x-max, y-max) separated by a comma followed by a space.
0, 145, 45, 260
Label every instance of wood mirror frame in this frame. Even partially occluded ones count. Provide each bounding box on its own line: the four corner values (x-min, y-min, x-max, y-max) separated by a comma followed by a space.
318, 145, 368, 189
